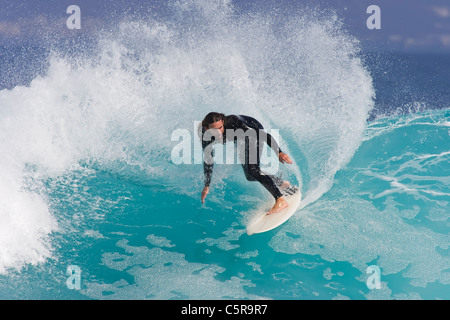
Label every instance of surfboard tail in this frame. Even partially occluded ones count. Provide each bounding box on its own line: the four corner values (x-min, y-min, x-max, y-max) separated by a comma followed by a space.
246, 187, 301, 235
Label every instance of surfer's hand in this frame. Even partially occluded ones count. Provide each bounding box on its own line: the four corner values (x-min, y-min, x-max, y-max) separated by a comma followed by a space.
201, 186, 209, 204
279, 152, 293, 164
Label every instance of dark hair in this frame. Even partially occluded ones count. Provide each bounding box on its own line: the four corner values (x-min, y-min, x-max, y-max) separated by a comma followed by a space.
202, 112, 225, 128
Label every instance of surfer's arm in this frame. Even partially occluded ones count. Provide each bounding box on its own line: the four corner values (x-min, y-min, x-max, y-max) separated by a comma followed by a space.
231, 115, 284, 155
201, 137, 214, 203
204, 162, 213, 187
202, 138, 215, 187
263, 130, 293, 164
201, 139, 214, 203
264, 131, 282, 155
201, 185, 209, 204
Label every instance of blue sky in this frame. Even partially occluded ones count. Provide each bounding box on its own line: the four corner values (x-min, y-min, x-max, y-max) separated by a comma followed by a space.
0, 0, 449, 52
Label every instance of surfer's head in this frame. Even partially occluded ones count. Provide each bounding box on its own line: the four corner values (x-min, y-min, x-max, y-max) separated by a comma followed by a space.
202, 112, 225, 138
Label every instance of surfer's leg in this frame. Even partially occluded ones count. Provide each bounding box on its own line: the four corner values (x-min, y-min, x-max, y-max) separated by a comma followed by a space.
242, 134, 282, 199
242, 162, 257, 181
248, 165, 289, 215
245, 164, 283, 200
268, 175, 290, 189
242, 131, 288, 214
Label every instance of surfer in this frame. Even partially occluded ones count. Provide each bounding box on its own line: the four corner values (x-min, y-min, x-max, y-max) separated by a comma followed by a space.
200, 112, 293, 215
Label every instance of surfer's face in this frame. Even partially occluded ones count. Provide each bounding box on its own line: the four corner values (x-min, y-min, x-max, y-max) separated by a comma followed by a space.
208, 120, 224, 139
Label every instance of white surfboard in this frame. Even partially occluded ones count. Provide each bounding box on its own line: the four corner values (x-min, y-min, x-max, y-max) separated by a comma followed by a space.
246, 185, 302, 235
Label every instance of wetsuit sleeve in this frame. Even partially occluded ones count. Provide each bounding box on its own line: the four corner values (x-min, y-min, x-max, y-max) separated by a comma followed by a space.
204, 162, 213, 187
231, 115, 283, 154
202, 132, 214, 187
265, 131, 283, 154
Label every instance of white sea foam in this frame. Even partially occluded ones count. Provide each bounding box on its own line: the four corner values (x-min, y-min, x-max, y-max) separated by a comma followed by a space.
82, 238, 264, 299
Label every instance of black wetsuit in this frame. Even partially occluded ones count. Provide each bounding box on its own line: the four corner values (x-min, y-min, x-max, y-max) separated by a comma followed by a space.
202, 114, 284, 200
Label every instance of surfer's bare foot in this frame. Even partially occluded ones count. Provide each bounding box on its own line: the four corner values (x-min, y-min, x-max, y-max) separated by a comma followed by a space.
267, 197, 288, 215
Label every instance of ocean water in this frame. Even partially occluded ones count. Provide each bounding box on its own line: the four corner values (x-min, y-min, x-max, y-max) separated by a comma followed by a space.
0, 1, 449, 300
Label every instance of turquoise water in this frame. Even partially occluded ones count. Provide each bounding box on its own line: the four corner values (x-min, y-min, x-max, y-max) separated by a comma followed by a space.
0, 1, 449, 300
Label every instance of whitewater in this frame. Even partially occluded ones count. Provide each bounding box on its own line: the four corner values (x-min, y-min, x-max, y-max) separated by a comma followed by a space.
0, 0, 448, 299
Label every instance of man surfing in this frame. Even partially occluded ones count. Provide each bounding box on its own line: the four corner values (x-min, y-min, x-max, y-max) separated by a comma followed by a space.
200, 112, 293, 215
